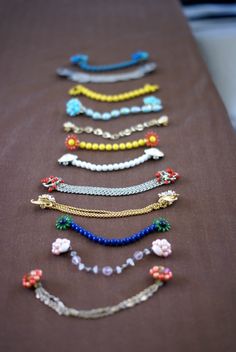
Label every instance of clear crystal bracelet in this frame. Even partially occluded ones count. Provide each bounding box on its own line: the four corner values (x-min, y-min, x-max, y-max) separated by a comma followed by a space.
63, 115, 168, 140
66, 96, 162, 119
22, 266, 172, 319
56, 62, 157, 83
51, 237, 172, 276
68, 84, 159, 102
41, 168, 179, 195
64, 131, 159, 151
69, 51, 149, 72
55, 216, 171, 246
31, 190, 179, 218
58, 148, 164, 172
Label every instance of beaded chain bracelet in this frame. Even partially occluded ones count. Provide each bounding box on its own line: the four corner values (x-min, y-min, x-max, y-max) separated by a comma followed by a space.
64, 131, 159, 152
70, 51, 149, 72
41, 169, 179, 196
52, 237, 172, 276
55, 215, 171, 246
68, 84, 159, 102
63, 115, 168, 140
31, 190, 179, 218
57, 63, 157, 83
66, 96, 162, 119
22, 266, 172, 319
58, 148, 164, 172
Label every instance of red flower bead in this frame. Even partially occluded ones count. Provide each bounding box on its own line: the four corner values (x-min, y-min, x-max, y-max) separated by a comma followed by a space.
22, 269, 43, 289
145, 131, 159, 147
65, 134, 80, 151
149, 266, 173, 282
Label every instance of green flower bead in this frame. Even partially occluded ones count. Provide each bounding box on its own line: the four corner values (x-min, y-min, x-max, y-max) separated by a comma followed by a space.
56, 215, 72, 230
153, 218, 171, 232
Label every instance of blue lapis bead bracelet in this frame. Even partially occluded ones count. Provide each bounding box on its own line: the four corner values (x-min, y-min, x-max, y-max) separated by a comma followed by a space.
56, 216, 171, 247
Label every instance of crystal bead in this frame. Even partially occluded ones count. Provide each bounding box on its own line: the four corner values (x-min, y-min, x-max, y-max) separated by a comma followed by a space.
93, 265, 99, 274
102, 266, 113, 276
115, 266, 122, 274
126, 258, 135, 266
133, 251, 144, 261
71, 256, 81, 265
70, 251, 77, 257
78, 263, 85, 271
143, 248, 151, 255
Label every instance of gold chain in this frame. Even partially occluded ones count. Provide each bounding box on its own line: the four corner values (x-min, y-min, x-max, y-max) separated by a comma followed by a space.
68, 84, 159, 102
31, 192, 179, 218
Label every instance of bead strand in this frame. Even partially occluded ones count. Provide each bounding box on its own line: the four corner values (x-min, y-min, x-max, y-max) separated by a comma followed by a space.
55, 216, 171, 246
68, 84, 159, 102
58, 148, 165, 172
70, 51, 149, 72
66, 96, 163, 119
64, 131, 159, 151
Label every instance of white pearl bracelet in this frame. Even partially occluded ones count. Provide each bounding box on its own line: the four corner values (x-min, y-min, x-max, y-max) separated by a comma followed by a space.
58, 148, 164, 172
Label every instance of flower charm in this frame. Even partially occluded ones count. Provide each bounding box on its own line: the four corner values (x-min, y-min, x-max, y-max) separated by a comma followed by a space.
22, 269, 42, 288
152, 239, 172, 257
66, 98, 82, 117
41, 176, 64, 192
52, 238, 71, 255
143, 96, 161, 106
145, 131, 159, 147
153, 218, 171, 232
156, 168, 179, 185
65, 134, 80, 151
150, 266, 173, 282
56, 215, 72, 230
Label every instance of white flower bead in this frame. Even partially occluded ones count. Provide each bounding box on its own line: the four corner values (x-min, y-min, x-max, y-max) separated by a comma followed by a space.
52, 238, 71, 255
151, 239, 172, 257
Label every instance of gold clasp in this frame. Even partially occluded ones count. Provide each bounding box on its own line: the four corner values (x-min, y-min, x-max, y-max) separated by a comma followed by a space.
158, 191, 179, 204
31, 194, 56, 209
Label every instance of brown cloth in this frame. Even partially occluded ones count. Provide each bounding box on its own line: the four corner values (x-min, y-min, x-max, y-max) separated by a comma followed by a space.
0, 1, 235, 351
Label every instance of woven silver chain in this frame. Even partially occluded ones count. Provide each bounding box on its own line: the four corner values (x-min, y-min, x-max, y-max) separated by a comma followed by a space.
63, 116, 168, 140
35, 281, 162, 319
57, 178, 159, 196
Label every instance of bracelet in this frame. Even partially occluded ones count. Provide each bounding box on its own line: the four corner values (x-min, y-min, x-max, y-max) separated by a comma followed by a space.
55, 216, 171, 246
68, 84, 159, 102
66, 96, 162, 119
56, 62, 157, 83
58, 148, 164, 172
70, 51, 149, 72
22, 266, 172, 319
41, 169, 179, 195
52, 238, 172, 276
63, 115, 168, 140
64, 131, 159, 151
30, 190, 179, 218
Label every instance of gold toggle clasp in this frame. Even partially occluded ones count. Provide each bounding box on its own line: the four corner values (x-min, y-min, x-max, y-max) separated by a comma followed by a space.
31, 194, 56, 209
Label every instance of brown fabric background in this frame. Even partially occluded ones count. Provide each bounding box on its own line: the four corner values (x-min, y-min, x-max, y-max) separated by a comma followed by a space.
0, 1, 235, 351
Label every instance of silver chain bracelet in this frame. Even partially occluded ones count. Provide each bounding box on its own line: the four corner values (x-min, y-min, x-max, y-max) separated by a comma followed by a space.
41, 169, 179, 196
63, 115, 168, 140
56, 62, 157, 83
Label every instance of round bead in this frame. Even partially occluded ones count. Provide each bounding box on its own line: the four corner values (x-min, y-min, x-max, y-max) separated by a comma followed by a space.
92, 143, 99, 150
119, 143, 126, 150
98, 144, 106, 151
112, 144, 119, 151
79, 141, 86, 149
132, 141, 139, 148
102, 266, 113, 276
105, 144, 112, 151
138, 139, 146, 146
85, 143, 92, 150
126, 142, 133, 149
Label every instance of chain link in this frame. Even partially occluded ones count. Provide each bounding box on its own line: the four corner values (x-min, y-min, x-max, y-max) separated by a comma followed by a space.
63, 116, 168, 140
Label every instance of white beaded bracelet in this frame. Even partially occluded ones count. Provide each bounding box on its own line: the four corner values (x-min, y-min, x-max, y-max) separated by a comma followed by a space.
58, 148, 164, 172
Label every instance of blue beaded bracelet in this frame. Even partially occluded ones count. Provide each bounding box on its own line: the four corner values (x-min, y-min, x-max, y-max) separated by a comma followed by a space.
56, 216, 171, 247
66, 96, 163, 120
70, 51, 149, 72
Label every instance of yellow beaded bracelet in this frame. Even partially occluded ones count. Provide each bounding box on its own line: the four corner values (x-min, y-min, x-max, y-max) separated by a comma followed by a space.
68, 84, 159, 102
65, 131, 159, 151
